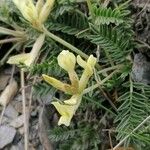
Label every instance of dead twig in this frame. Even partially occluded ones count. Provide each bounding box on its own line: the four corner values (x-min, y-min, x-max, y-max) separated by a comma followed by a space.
20, 69, 28, 150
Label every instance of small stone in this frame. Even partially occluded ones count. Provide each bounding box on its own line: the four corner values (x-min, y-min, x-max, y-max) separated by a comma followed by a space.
0, 125, 16, 149
13, 101, 23, 113
4, 104, 18, 119
10, 145, 20, 150
10, 115, 24, 128
10, 142, 24, 150
132, 53, 150, 84
31, 109, 38, 117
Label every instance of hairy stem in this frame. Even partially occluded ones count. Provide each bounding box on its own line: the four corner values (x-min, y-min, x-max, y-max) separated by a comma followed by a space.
84, 70, 117, 94
42, 26, 88, 59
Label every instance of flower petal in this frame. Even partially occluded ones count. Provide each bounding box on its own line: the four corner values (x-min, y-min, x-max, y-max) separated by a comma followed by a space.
39, 0, 55, 24
51, 94, 82, 126
57, 50, 76, 72
58, 116, 71, 126
7, 53, 31, 65
42, 74, 74, 94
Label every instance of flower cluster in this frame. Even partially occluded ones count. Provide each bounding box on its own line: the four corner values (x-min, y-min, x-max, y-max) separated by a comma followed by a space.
13, 0, 55, 30
42, 50, 96, 126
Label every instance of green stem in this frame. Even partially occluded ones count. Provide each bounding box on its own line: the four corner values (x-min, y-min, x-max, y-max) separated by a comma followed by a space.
43, 26, 101, 69
113, 115, 150, 149
42, 26, 88, 59
97, 64, 123, 74
0, 38, 22, 44
0, 27, 24, 37
83, 96, 116, 116
83, 70, 117, 94
103, 48, 114, 66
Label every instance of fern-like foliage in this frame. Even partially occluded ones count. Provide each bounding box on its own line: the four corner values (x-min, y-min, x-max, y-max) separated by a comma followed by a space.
88, 24, 131, 63
30, 58, 63, 77
48, 11, 89, 38
33, 82, 56, 99
92, 5, 124, 25
91, 0, 131, 26
49, 122, 101, 150
115, 81, 150, 148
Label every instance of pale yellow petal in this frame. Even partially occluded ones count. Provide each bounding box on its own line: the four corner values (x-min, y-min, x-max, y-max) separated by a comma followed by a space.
57, 50, 76, 72
64, 95, 78, 105
77, 55, 87, 69
77, 55, 96, 92
13, 0, 33, 22
51, 101, 74, 116
87, 55, 97, 68
36, 0, 44, 15
51, 94, 82, 126
25, 0, 38, 21
51, 101, 74, 126
30, 34, 45, 59
39, 0, 55, 24
58, 116, 71, 126
42, 74, 73, 94
7, 53, 31, 65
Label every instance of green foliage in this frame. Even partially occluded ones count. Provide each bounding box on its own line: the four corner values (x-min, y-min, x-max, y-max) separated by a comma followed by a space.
88, 24, 131, 63
1, 0, 150, 149
30, 57, 63, 76
115, 81, 150, 148
92, 5, 124, 25
49, 124, 101, 150
33, 82, 56, 99
48, 92, 115, 150
48, 10, 89, 38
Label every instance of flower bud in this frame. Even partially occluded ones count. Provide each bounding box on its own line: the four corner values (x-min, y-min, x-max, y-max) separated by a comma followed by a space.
57, 50, 76, 72
13, 0, 55, 30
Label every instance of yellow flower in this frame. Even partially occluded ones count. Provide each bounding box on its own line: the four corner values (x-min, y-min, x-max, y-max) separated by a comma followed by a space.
7, 34, 45, 67
57, 50, 79, 90
42, 51, 96, 126
51, 94, 82, 126
57, 50, 76, 72
77, 55, 97, 92
13, 0, 55, 29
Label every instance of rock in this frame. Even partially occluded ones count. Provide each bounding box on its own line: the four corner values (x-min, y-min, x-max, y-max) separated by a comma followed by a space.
10, 115, 24, 128
13, 101, 22, 113
10, 145, 20, 150
1, 116, 9, 124
4, 104, 18, 119
132, 53, 150, 84
10, 142, 24, 150
0, 125, 16, 149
